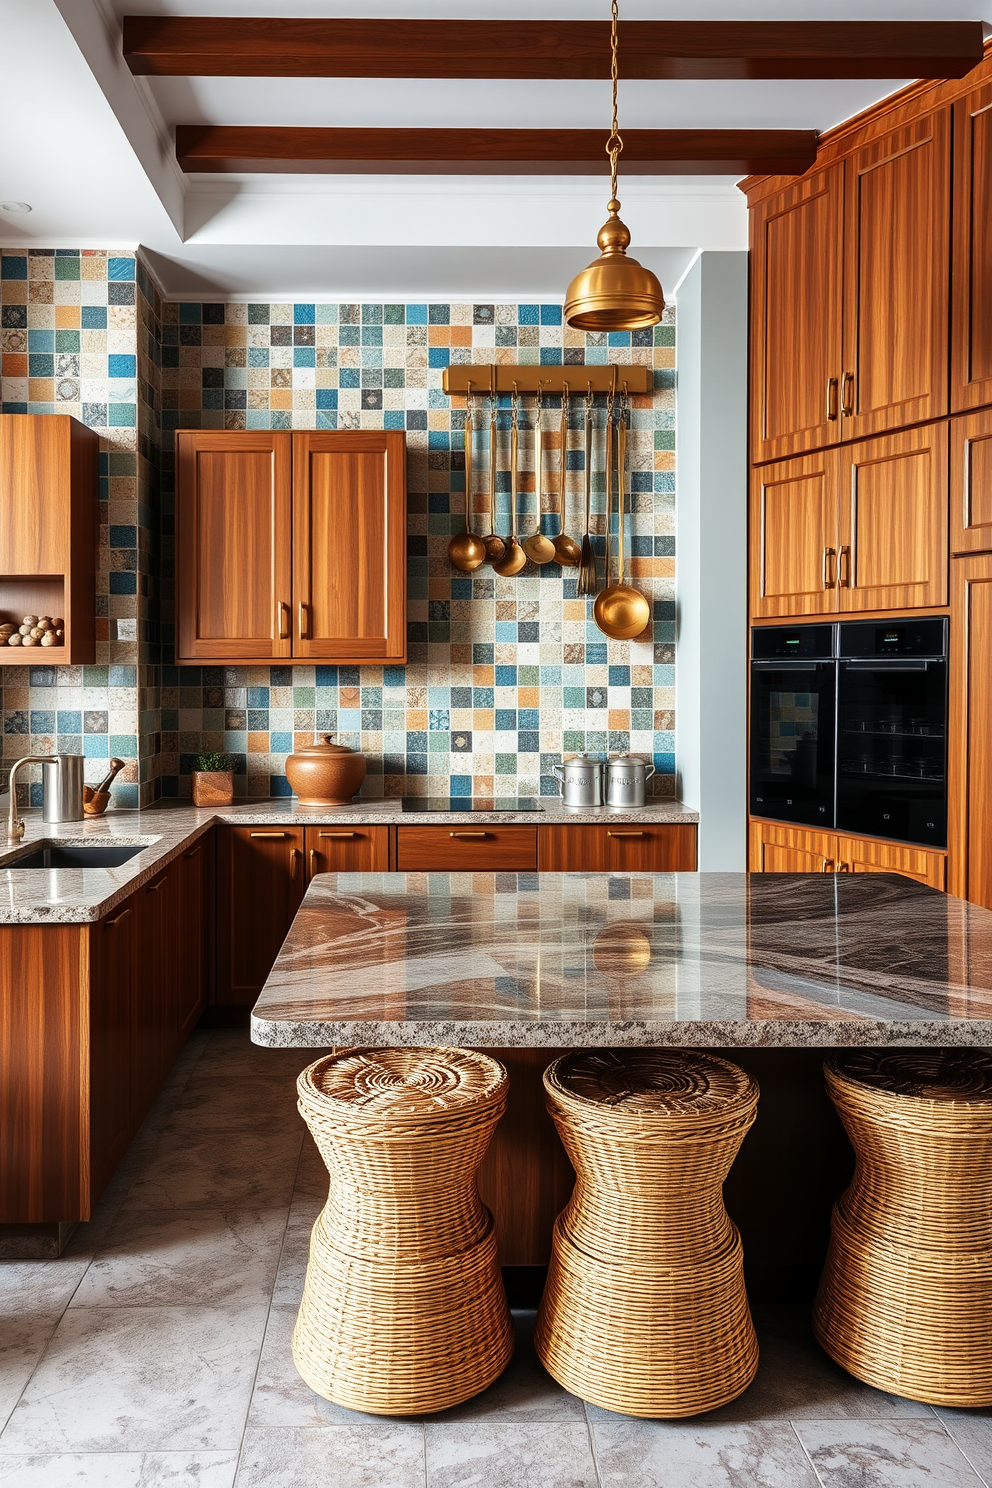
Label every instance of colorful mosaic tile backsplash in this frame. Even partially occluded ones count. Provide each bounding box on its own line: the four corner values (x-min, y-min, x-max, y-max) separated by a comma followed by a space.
1, 252, 677, 804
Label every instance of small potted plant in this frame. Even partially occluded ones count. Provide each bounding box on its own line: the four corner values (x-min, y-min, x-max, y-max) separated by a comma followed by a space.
191, 750, 234, 807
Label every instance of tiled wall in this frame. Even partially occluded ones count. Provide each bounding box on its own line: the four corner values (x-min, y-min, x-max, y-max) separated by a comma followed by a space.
154, 297, 676, 799
1, 258, 677, 805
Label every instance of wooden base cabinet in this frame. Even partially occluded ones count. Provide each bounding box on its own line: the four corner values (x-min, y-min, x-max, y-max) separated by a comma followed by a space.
749, 820, 946, 888
950, 553, 992, 907
538, 823, 697, 872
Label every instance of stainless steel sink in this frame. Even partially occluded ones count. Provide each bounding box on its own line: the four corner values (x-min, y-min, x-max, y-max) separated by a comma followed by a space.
5, 844, 146, 869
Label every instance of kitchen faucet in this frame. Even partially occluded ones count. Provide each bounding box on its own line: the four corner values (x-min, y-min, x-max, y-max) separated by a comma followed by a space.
6, 755, 57, 844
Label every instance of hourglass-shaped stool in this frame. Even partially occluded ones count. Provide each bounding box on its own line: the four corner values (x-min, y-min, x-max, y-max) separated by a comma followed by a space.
814, 1049, 992, 1406
535, 1049, 759, 1417
293, 1046, 513, 1415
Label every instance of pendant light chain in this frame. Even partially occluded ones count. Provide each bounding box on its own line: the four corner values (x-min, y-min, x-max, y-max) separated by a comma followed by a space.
606, 0, 623, 209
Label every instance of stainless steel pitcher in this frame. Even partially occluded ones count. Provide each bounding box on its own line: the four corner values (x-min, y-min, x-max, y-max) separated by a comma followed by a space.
552, 754, 603, 808
605, 754, 656, 809
42, 754, 84, 823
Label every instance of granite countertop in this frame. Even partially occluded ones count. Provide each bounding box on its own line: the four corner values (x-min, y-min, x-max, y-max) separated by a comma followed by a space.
0, 795, 697, 924
251, 871, 992, 1050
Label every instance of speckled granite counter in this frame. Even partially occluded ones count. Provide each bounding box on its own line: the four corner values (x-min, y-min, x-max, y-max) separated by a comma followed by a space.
251, 871, 992, 1049
0, 796, 696, 924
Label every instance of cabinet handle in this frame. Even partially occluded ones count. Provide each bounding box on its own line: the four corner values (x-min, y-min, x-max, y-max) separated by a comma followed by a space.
607, 831, 645, 838
299, 601, 310, 640
822, 547, 836, 589
838, 544, 851, 588
821, 857, 834, 872
276, 600, 290, 640
838, 861, 852, 872
290, 847, 301, 880
146, 876, 167, 893
826, 376, 839, 421
319, 831, 357, 839
450, 831, 488, 839
104, 905, 132, 927
309, 848, 320, 875
251, 831, 288, 839
841, 371, 854, 417
184, 844, 201, 859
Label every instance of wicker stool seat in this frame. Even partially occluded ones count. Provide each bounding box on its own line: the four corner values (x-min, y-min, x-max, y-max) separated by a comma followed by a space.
535, 1049, 759, 1417
293, 1046, 513, 1415
814, 1049, 992, 1407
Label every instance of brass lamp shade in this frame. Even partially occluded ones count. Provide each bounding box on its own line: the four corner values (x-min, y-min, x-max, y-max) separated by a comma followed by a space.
564, 204, 665, 331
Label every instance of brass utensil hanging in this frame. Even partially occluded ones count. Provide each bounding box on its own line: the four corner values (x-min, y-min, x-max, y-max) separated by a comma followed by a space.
594, 385, 650, 640
492, 382, 527, 576
523, 383, 556, 565
448, 383, 487, 572
553, 384, 580, 568
577, 384, 597, 595
482, 371, 505, 566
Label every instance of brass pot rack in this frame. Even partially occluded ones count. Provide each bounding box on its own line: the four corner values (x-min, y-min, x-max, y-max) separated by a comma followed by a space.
441, 363, 652, 398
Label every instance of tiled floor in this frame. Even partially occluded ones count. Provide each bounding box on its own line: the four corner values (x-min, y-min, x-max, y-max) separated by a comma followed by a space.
3, 1029, 992, 1487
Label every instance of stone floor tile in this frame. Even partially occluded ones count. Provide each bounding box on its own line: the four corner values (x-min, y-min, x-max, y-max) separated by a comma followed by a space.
0, 1450, 238, 1487
939, 1417, 992, 1488
167, 1076, 300, 1134
291, 1137, 327, 1199
236, 1425, 426, 1488
0, 1313, 63, 1436
270, 1197, 320, 1308
70, 1210, 288, 1310
592, 1420, 819, 1488
190, 1036, 310, 1088
425, 1313, 585, 1424
0, 1305, 268, 1454
424, 1423, 597, 1488
118, 1130, 302, 1213
795, 1419, 985, 1486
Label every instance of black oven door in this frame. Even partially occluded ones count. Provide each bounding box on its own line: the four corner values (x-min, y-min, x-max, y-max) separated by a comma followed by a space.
750, 662, 837, 828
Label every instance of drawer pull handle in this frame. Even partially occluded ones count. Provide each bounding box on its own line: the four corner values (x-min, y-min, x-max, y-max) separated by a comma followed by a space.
450, 831, 488, 839
184, 844, 201, 859
309, 848, 319, 874
821, 857, 834, 872
105, 906, 132, 927
608, 831, 644, 838
319, 831, 357, 839
146, 876, 167, 893
251, 831, 288, 839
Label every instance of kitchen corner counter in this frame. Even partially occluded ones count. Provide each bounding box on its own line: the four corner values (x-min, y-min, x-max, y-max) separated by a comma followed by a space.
0, 795, 697, 923
251, 871, 992, 1050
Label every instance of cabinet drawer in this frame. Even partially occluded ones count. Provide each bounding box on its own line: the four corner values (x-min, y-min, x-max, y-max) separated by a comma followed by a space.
396, 825, 537, 872
305, 825, 389, 874
538, 823, 697, 872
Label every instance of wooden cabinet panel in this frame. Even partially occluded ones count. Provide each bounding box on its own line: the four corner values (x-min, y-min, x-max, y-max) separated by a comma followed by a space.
175, 431, 293, 663
952, 83, 992, 413
748, 821, 839, 873
215, 826, 305, 1004
836, 836, 945, 888
949, 553, 992, 907
177, 835, 211, 1043
396, 825, 537, 872
89, 903, 135, 1203
842, 113, 949, 441
950, 410, 992, 556
292, 431, 407, 662
304, 825, 389, 875
839, 425, 948, 612
538, 823, 697, 871
750, 450, 840, 618
132, 864, 179, 1121
750, 166, 844, 463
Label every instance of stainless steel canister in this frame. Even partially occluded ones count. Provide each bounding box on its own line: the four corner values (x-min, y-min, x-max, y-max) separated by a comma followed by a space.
552, 753, 603, 808
42, 754, 85, 823
605, 753, 656, 809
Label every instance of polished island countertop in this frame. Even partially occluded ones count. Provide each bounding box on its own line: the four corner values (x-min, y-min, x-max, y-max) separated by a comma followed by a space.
251, 871, 992, 1050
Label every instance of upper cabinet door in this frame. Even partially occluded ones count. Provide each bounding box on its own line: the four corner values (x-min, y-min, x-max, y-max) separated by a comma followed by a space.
838, 423, 948, 613
292, 431, 407, 662
750, 166, 845, 465
952, 82, 992, 414
842, 113, 950, 442
749, 449, 840, 619
950, 410, 992, 556
175, 432, 292, 663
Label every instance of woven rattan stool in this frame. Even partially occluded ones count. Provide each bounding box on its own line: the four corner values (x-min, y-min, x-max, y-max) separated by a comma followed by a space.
293, 1046, 513, 1415
535, 1049, 759, 1417
814, 1049, 992, 1407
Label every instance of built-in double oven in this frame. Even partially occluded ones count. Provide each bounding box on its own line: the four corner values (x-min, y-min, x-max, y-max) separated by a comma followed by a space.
750, 618, 948, 849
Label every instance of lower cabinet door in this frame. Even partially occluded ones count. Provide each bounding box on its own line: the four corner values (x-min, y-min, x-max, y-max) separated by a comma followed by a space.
133, 862, 179, 1122
178, 834, 212, 1043
215, 826, 306, 1004
538, 823, 698, 871
749, 821, 840, 872
90, 901, 135, 1202
304, 825, 389, 876
836, 836, 946, 888
396, 825, 538, 871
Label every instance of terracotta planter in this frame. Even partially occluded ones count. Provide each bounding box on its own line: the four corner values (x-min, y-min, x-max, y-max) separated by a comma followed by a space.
192, 769, 234, 807
285, 735, 366, 805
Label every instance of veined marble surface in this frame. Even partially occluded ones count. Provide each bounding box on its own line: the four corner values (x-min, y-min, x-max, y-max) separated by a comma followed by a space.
251, 871, 992, 1049
0, 797, 695, 924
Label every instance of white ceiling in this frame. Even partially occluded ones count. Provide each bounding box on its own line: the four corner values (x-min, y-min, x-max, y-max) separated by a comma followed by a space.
0, 0, 988, 300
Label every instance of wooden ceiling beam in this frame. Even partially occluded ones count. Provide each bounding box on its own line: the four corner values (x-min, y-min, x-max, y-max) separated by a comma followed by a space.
124, 18, 985, 81
175, 126, 820, 177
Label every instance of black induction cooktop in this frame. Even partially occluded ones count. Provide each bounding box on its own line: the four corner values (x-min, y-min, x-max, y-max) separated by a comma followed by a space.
399, 797, 543, 813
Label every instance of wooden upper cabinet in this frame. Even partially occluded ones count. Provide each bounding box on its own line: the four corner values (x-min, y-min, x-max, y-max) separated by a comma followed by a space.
292, 431, 406, 661
952, 82, 992, 413
950, 410, 992, 555
842, 112, 949, 441
839, 423, 948, 612
176, 431, 292, 663
750, 449, 841, 618
750, 166, 845, 464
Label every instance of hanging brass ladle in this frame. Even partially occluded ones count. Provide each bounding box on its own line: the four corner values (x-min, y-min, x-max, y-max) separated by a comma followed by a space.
482, 372, 505, 566
448, 383, 487, 571
522, 382, 556, 565
492, 382, 527, 576
553, 384, 580, 567
594, 386, 650, 639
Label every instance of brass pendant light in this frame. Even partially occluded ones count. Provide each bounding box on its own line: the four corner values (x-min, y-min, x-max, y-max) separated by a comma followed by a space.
564, 0, 665, 331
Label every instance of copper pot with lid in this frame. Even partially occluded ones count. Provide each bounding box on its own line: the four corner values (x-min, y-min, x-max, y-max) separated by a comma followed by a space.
285, 735, 367, 805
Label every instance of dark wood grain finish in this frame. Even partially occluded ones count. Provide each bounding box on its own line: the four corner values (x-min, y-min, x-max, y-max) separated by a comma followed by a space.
178, 835, 212, 1042
952, 82, 992, 414
949, 554, 992, 908
750, 449, 841, 618
175, 431, 293, 663
396, 825, 538, 872
538, 823, 697, 871
292, 431, 406, 662
950, 410, 992, 556
176, 125, 818, 176
215, 827, 306, 1004
132, 864, 180, 1123
0, 927, 87, 1223
837, 835, 946, 888
304, 825, 389, 874
89, 905, 135, 1205
124, 17, 984, 79
748, 820, 945, 886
